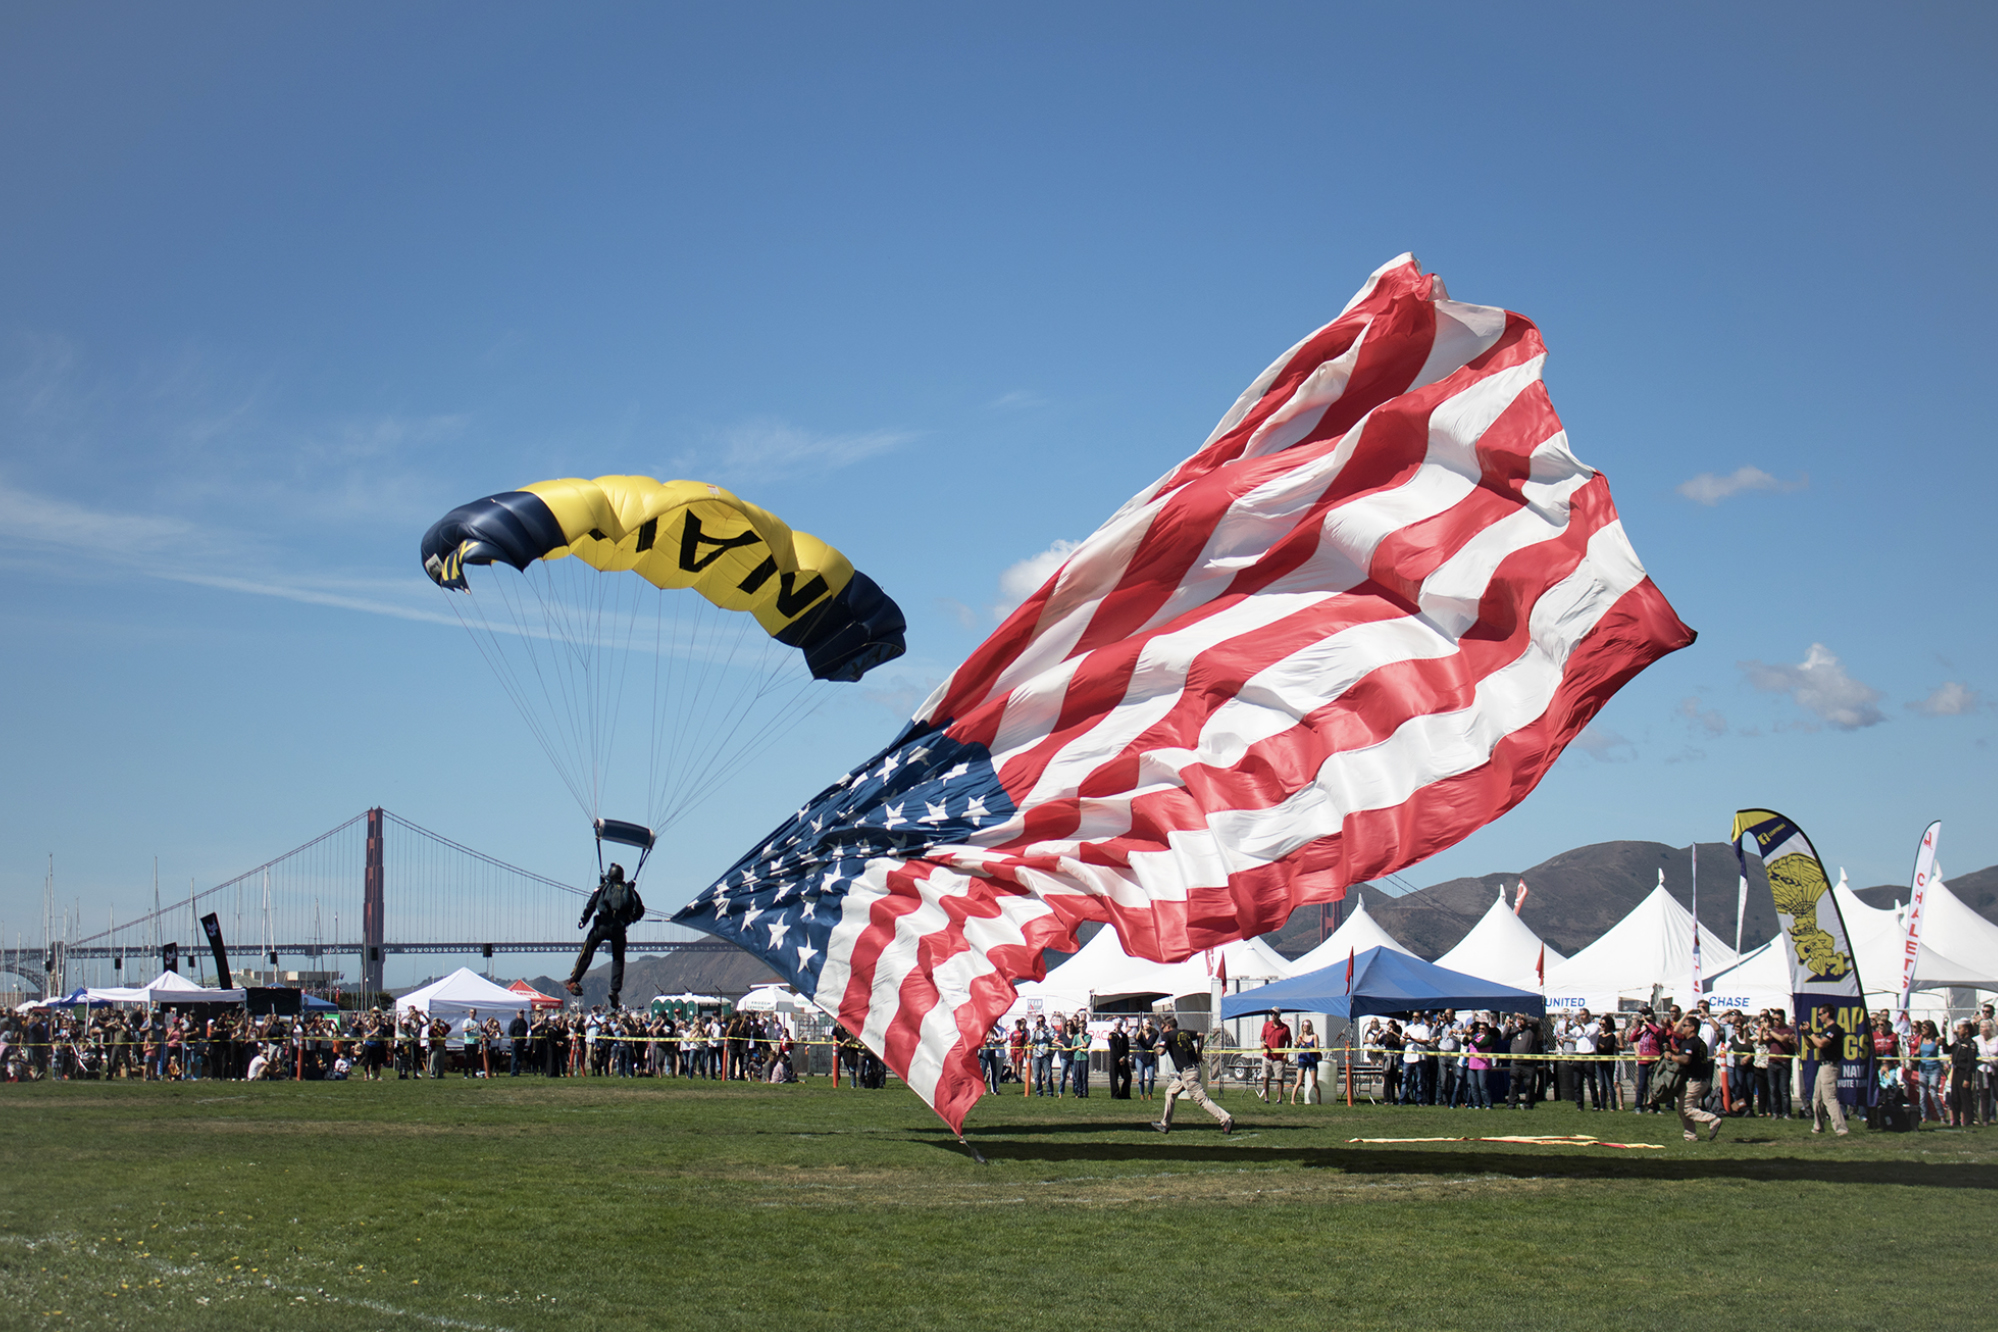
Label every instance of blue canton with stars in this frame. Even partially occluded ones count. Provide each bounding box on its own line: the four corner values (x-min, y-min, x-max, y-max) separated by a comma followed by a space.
672, 721, 1017, 998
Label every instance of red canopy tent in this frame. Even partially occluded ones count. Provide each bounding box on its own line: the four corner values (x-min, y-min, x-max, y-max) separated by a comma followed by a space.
507, 979, 564, 1010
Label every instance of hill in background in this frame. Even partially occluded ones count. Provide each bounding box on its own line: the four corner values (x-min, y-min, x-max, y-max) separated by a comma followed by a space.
1264, 841, 1781, 961
531, 947, 780, 1010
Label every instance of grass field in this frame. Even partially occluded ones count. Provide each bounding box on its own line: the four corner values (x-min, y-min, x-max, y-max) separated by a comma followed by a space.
3, 1075, 1993, 1331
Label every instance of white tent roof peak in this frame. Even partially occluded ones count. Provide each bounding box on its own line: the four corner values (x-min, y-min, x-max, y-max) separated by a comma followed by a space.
399, 967, 536, 1019
1008, 926, 1294, 1017
1543, 884, 1741, 1011
1290, 897, 1415, 974
1435, 891, 1565, 992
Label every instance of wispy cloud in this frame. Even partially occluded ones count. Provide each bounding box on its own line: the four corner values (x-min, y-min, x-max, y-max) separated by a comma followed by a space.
991, 538, 1079, 620
934, 597, 980, 631
1739, 643, 1885, 730
1676, 697, 1729, 737
1677, 465, 1807, 506
1907, 681, 1982, 717
0, 479, 457, 627
689, 418, 915, 483
985, 390, 1048, 412
1572, 722, 1635, 762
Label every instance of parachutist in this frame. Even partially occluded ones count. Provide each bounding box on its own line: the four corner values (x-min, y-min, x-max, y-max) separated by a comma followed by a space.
566, 862, 644, 1009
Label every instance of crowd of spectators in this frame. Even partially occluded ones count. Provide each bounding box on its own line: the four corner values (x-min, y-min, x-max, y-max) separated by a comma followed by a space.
1350, 1000, 1998, 1127
8, 997, 1996, 1125
0, 1003, 804, 1084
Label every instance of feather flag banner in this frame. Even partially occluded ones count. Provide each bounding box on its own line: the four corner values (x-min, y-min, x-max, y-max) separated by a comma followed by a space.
679, 255, 1696, 1131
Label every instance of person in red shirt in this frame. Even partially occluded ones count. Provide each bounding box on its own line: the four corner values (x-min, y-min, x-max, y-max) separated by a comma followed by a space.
1259, 1009, 1292, 1103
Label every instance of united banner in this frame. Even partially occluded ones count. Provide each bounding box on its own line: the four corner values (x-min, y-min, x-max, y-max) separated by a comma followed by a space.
1731, 808, 1872, 1106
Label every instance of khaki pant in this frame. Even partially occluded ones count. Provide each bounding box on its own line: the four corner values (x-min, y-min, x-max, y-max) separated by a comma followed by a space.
1679, 1079, 1720, 1138
1163, 1067, 1233, 1128
1810, 1062, 1848, 1134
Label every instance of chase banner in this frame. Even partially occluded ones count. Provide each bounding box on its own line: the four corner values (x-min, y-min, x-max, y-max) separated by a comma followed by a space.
1733, 808, 1873, 1106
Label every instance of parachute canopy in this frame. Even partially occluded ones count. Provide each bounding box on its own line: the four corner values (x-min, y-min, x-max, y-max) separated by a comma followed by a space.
421, 476, 905, 683
420, 476, 907, 843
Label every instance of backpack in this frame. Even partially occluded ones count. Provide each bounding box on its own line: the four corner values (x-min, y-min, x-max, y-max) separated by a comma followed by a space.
1647, 1061, 1686, 1110
603, 878, 646, 926
1877, 1083, 1912, 1132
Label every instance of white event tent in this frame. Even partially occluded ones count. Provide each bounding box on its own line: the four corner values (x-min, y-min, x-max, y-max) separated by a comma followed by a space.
1907, 874, 1998, 980
1542, 881, 1739, 1013
1008, 927, 1293, 1018
1434, 887, 1566, 993
88, 969, 246, 1005
398, 968, 537, 1020
1703, 870, 1998, 1018
1289, 898, 1415, 975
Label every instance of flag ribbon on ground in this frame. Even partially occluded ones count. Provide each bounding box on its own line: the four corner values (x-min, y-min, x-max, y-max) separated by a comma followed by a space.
678, 255, 1696, 1132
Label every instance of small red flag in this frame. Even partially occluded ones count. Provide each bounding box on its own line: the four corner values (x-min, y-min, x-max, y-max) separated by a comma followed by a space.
1345, 947, 1356, 994
1535, 944, 1545, 986
1514, 879, 1530, 915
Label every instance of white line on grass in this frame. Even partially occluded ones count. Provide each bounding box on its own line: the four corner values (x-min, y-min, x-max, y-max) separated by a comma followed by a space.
1, 1233, 521, 1331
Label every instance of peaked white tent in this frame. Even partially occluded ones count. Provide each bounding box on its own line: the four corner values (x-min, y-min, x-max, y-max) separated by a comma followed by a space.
89, 969, 246, 1005
1705, 928, 1997, 1018
1009, 928, 1293, 1017
1905, 875, 1998, 980
399, 968, 535, 1021
1836, 878, 1998, 996
1542, 884, 1740, 1013
1290, 898, 1415, 975
1435, 887, 1566, 992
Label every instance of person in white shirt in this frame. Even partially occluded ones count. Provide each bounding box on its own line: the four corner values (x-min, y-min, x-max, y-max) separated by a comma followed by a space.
1435, 1012, 1465, 1107
460, 1010, 482, 1078
1570, 1011, 1602, 1109
1975, 1018, 1998, 1125
1401, 1016, 1432, 1105
245, 1046, 271, 1081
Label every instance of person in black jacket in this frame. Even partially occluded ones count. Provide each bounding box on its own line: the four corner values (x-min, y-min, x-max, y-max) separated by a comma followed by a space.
1151, 1017, 1234, 1134
565, 863, 641, 1010
1506, 1016, 1544, 1109
1107, 1020, 1132, 1099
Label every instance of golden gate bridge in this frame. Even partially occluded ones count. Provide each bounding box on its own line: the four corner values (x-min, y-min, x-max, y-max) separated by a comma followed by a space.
0, 808, 733, 999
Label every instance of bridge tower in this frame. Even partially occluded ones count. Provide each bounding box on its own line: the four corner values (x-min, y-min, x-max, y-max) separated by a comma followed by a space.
362, 807, 385, 999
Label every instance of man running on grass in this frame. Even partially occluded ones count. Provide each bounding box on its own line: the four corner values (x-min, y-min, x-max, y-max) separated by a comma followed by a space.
1152, 1016, 1234, 1135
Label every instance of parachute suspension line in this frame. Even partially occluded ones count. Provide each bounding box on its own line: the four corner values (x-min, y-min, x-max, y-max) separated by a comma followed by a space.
512, 561, 601, 814
451, 578, 594, 819
654, 594, 763, 827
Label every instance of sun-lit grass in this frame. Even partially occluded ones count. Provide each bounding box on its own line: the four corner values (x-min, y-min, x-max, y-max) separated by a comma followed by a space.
2, 1075, 1992, 1330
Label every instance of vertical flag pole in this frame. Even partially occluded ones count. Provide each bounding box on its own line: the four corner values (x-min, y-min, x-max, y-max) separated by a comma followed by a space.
1690, 843, 1701, 1008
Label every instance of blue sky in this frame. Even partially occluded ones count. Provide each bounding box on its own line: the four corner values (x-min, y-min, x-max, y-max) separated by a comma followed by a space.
3, 5, 1994, 977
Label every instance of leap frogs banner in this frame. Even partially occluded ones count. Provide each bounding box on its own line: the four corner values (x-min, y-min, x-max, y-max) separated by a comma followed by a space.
1732, 809, 1872, 1106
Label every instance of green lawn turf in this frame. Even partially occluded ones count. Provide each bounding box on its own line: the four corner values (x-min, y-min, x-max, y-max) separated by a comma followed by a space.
2, 1075, 1992, 1331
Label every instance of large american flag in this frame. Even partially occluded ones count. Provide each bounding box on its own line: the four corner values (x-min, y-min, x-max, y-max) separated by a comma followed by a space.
676, 255, 1694, 1131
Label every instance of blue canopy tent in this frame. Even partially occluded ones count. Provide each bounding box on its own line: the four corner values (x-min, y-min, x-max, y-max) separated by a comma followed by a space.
1220, 946, 1544, 1021
49, 987, 112, 1009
